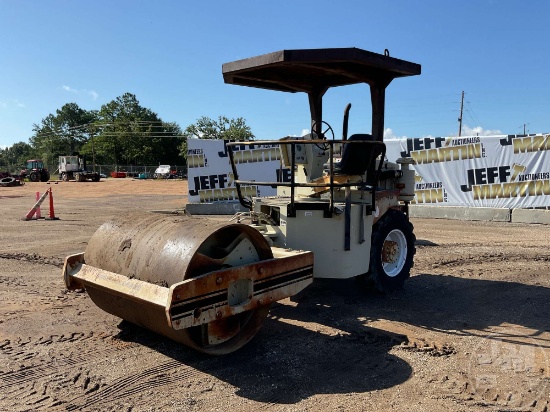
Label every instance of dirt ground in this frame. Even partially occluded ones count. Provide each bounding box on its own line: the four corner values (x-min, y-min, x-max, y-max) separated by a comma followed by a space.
0, 178, 548, 412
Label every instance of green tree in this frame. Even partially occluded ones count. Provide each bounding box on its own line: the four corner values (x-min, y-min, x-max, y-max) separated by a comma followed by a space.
27, 93, 184, 170
55, 103, 96, 153
82, 93, 184, 167
29, 113, 59, 169
0, 142, 33, 172
29, 103, 96, 169
179, 116, 254, 158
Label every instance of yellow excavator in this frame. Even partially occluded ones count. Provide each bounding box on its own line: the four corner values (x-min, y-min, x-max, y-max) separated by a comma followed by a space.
63, 47, 421, 355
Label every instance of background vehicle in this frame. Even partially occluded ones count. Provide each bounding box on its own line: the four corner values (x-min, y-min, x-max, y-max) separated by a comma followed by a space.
21, 159, 50, 182
58, 155, 100, 182
153, 164, 171, 178
63, 47, 421, 355
137, 172, 151, 179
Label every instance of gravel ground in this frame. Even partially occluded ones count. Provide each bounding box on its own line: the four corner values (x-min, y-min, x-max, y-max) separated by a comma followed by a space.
0, 178, 548, 411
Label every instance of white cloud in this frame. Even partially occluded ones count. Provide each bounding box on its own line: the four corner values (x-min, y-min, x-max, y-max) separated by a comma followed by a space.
461, 125, 502, 136
385, 125, 503, 140
62, 85, 99, 100
62, 85, 78, 93
384, 128, 402, 140
290, 126, 503, 141
385, 128, 438, 140
0, 100, 25, 109
286, 129, 311, 137
87, 90, 99, 100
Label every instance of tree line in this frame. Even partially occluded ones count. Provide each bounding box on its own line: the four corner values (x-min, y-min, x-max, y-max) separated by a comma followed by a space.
0, 93, 254, 173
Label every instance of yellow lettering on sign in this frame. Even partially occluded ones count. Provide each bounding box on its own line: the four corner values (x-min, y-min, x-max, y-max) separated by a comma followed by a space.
413, 188, 445, 203
473, 180, 550, 199
198, 186, 258, 202
513, 135, 550, 154
411, 144, 483, 164
187, 154, 205, 168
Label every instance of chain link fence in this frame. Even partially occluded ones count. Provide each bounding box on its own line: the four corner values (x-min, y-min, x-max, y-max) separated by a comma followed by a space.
1, 161, 187, 179
87, 164, 187, 177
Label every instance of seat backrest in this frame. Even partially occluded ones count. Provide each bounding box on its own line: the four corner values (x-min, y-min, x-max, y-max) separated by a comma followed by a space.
337, 134, 382, 175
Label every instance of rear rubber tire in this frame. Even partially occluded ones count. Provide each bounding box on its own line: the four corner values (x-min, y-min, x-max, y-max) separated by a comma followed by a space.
41, 171, 50, 182
364, 209, 415, 293
0, 177, 15, 186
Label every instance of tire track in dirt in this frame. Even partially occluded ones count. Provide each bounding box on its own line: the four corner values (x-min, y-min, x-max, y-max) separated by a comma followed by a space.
0, 332, 134, 388
397, 332, 550, 412
64, 360, 209, 411
431, 251, 550, 269
0, 253, 64, 268
0, 332, 98, 374
0, 332, 145, 410
434, 371, 549, 412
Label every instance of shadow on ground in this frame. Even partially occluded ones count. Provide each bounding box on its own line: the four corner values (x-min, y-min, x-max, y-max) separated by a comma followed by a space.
287, 274, 550, 348
111, 273, 549, 404
114, 313, 411, 404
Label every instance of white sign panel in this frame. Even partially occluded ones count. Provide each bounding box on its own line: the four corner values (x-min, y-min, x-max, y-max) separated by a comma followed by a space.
187, 135, 549, 209
385, 134, 550, 208
187, 139, 289, 203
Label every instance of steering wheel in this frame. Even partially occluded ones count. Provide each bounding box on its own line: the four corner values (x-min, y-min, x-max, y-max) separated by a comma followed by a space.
310, 121, 334, 150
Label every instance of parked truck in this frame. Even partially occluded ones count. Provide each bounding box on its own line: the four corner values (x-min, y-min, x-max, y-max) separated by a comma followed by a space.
58, 155, 100, 182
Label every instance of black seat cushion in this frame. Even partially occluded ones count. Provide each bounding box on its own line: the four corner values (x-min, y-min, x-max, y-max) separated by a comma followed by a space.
333, 134, 381, 175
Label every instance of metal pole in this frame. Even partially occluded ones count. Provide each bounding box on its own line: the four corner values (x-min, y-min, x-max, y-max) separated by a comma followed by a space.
458, 91, 464, 137
90, 126, 96, 173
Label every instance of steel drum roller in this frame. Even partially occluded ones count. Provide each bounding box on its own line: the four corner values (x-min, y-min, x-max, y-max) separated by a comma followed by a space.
82, 213, 274, 355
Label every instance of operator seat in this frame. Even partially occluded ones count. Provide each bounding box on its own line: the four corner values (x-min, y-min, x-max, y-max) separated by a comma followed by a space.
332, 134, 383, 176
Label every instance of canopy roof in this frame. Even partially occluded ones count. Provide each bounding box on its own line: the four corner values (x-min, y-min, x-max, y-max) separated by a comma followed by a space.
222, 48, 421, 93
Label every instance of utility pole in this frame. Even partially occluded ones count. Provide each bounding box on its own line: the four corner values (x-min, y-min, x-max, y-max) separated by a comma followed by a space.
458, 90, 464, 137
89, 125, 96, 173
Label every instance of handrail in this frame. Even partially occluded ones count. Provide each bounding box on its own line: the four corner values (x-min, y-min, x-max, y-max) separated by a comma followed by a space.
227, 139, 386, 216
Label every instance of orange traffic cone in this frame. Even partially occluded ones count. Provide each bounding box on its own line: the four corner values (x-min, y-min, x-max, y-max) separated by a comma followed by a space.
35, 191, 43, 219
23, 190, 49, 220
45, 188, 59, 220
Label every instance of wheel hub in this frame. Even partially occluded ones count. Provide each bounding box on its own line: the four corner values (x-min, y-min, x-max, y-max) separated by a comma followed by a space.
381, 229, 408, 277
382, 240, 399, 264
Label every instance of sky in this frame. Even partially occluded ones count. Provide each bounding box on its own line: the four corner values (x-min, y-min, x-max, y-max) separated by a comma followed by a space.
1, 0, 549, 149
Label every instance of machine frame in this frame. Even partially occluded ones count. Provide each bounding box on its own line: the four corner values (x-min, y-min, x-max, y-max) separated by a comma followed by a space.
62, 47, 422, 355
223, 47, 420, 282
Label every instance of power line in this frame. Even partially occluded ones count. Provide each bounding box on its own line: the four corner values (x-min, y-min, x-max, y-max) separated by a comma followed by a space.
518, 123, 529, 134
32, 120, 183, 141
464, 99, 483, 128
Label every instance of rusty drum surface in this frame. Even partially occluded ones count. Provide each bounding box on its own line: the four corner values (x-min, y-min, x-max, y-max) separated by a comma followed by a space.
83, 213, 273, 355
